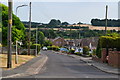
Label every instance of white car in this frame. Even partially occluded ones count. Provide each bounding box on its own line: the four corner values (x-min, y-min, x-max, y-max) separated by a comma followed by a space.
42, 47, 47, 50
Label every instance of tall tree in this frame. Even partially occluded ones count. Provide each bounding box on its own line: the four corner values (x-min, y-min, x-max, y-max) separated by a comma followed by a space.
0, 3, 25, 46
38, 31, 45, 46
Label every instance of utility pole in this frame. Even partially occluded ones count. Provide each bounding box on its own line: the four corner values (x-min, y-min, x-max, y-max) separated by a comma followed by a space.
7, 0, 13, 68
105, 5, 108, 35
28, 2, 31, 55
35, 25, 38, 56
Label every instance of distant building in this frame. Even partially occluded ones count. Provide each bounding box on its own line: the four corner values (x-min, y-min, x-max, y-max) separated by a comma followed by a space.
52, 37, 67, 47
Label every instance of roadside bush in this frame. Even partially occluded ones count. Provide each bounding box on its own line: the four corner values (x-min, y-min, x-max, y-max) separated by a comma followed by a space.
31, 44, 41, 52
75, 52, 82, 55
83, 46, 89, 55
92, 49, 96, 56
52, 45, 60, 51
99, 35, 120, 50
47, 46, 52, 50
47, 45, 60, 51
96, 34, 120, 58
69, 49, 75, 54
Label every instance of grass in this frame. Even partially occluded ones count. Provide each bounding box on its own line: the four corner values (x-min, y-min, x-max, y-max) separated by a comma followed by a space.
0, 54, 35, 70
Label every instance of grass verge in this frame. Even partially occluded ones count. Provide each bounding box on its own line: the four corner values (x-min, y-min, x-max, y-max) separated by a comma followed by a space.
0, 54, 35, 70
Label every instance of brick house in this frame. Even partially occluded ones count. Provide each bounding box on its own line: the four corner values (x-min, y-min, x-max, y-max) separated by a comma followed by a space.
52, 37, 67, 47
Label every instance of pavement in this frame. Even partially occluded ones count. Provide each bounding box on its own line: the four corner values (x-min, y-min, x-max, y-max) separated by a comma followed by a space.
1, 52, 48, 78
65, 53, 120, 75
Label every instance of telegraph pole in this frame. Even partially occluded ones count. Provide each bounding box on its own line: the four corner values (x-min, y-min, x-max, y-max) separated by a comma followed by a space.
28, 2, 31, 55
105, 5, 108, 35
35, 25, 38, 56
7, 0, 13, 68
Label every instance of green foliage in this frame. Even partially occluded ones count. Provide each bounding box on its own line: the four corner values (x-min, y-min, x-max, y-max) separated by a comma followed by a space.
96, 33, 120, 58
91, 19, 120, 27
69, 49, 75, 54
75, 52, 82, 55
1, 3, 25, 46
38, 31, 45, 45
48, 19, 61, 27
44, 40, 52, 46
31, 44, 41, 52
83, 46, 89, 55
47, 45, 59, 51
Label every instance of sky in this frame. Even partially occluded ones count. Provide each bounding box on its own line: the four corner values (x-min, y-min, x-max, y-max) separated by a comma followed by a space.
1, 0, 119, 24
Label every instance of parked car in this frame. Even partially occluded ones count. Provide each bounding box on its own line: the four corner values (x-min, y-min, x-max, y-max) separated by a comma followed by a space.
42, 47, 47, 50
74, 48, 83, 53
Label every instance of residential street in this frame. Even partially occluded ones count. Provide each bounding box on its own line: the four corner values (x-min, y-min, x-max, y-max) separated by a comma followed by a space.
22, 50, 118, 79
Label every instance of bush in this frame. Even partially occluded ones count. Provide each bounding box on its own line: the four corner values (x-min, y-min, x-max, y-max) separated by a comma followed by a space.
83, 46, 89, 55
44, 40, 52, 46
31, 44, 41, 52
96, 33, 120, 58
47, 46, 52, 50
75, 52, 82, 55
52, 45, 60, 51
69, 49, 75, 54
99, 35, 120, 50
47, 45, 60, 51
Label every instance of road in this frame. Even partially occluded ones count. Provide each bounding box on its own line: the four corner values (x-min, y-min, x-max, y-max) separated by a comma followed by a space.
24, 50, 118, 79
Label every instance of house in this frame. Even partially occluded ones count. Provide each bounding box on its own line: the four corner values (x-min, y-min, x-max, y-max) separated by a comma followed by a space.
80, 37, 99, 49
52, 37, 67, 47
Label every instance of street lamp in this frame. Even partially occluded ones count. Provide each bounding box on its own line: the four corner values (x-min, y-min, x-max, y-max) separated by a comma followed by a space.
16, 4, 28, 16
15, 4, 28, 64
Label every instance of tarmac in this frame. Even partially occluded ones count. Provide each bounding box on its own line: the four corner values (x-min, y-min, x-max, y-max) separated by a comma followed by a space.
1, 50, 119, 79
1, 52, 48, 78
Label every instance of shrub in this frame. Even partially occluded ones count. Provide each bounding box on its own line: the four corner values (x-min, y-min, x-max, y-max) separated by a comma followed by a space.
69, 49, 75, 54
47, 46, 52, 50
31, 44, 41, 52
47, 45, 60, 51
75, 52, 82, 55
83, 46, 89, 55
52, 45, 60, 51
96, 33, 120, 58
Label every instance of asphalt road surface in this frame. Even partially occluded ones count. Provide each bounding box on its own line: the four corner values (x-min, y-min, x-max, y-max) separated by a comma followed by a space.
19, 50, 118, 79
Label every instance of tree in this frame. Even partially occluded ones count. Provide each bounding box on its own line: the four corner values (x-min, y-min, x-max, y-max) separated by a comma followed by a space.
38, 31, 45, 46
48, 19, 61, 27
0, 4, 25, 46
62, 22, 69, 26
44, 40, 52, 46
1, 3, 25, 46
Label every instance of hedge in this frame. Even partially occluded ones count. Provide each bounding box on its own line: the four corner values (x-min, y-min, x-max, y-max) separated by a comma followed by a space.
99, 36, 120, 50
96, 35, 120, 58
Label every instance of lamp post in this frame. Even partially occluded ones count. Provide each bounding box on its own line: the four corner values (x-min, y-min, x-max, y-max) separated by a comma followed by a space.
7, 0, 13, 68
16, 4, 28, 16
15, 4, 28, 64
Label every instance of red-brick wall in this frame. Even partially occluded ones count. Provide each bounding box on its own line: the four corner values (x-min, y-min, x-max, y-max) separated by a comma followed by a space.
108, 51, 120, 68
101, 48, 107, 63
